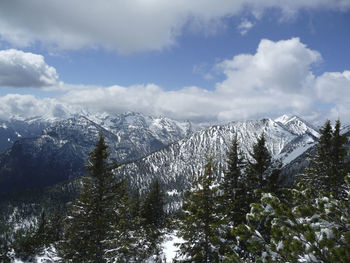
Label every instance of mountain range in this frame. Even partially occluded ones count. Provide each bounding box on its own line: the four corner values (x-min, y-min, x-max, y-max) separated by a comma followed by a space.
3, 111, 348, 240
0, 112, 194, 193
0, 113, 321, 194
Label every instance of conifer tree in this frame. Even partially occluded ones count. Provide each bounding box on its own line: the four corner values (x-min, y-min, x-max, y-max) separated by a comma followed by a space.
59, 132, 119, 263
218, 136, 246, 255
0, 234, 13, 263
140, 179, 166, 258
246, 133, 272, 190
105, 180, 145, 262
304, 120, 348, 199
233, 176, 350, 263
219, 135, 245, 223
177, 157, 222, 262
141, 179, 165, 228
46, 203, 64, 244
330, 120, 348, 198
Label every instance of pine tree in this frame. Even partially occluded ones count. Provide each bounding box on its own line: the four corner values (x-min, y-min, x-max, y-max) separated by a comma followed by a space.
304, 120, 348, 199
59, 132, 119, 263
141, 179, 165, 228
246, 133, 272, 190
140, 179, 166, 258
177, 157, 222, 262
105, 180, 145, 262
219, 135, 245, 224
218, 135, 246, 255
233, 176, 350, 263
330, 120, 348, 198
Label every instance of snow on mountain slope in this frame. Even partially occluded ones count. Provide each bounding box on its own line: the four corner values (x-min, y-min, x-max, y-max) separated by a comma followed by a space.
88, 111, 194, 154
275, 115, 319, 138
0, 113, 195, 193
118, 117, 319, 200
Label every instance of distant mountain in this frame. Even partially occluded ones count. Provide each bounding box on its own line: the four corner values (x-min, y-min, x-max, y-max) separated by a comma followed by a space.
0, 112, 194, 193
0, 118, 52, 153
118, 116, 320, 202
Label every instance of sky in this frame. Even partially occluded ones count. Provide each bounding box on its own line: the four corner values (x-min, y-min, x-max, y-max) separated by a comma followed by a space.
0, 0, 350, 125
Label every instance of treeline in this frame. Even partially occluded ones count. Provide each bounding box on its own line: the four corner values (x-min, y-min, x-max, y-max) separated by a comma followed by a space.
1, 120, 350, 262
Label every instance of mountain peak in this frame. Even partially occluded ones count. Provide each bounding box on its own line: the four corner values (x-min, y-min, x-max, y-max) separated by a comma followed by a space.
274, 114, 293, 125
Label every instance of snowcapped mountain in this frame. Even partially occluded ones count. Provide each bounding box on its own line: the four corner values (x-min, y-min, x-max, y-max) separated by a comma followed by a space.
0, 112, 194, 193
118, 116, 320, 198
275, 114, 319, 137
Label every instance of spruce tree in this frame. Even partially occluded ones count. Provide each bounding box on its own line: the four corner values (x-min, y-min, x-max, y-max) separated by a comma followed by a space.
59, 132, 119, 263
141, 179, 165, 228
330, 120, 348, 198
177, 157, 222, 262
140, 179, 166, 258
246, 133, 272, 190
105, 180, 145, 262
218, 135, 246, 255
219, 135, 245, 223
304, 120, 348, 199
233, 176, 350, 263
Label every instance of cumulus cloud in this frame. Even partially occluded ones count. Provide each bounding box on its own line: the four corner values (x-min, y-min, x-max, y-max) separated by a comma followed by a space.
0, 49, 59, 88
0, 1, 349, 52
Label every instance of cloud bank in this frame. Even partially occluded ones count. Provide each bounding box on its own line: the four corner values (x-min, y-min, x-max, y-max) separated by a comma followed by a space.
0, 1, 349, 53
0, 38, 349, 123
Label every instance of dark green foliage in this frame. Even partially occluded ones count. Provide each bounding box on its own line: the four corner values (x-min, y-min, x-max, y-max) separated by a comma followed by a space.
105, 180, 146, 262
246, 133, 272, 190
141, 179, 165, 228
11, 225, 39, 261
304, 120, 348, 199
219, 135, 246, 224
140, 179, 166, 259
59, 132, 119, 263
218, 136, 246, 256
233, 179, 350, 263
0, 234, 13, 263
177, 157, 222, 262
45, 204, 64, 243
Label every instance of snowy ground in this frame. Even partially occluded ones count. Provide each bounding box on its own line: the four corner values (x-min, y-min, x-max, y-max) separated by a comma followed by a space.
161, 231, 184, 262
13, 232, 184, 263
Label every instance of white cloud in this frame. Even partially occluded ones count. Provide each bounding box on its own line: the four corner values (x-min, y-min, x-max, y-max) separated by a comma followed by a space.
0, 49, 59, 88
237, 19, 254, 35
1, 38, 350, 124
0, 1, 349, 53
0, 94, 74, 120
315, 71, 350, 121
48, 38, 345, 123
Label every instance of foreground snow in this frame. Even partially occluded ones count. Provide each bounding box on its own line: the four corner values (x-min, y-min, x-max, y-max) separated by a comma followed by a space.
13, 232, 184, 263
161, 231, 184, 262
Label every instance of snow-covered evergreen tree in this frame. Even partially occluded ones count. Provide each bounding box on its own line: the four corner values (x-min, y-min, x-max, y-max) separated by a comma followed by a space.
177, 156, 222, 262
304, 120, 348, 199
59, 132, 120, 263
233, 176, 350, 263
218, 136, 246, 255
